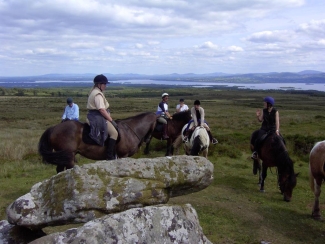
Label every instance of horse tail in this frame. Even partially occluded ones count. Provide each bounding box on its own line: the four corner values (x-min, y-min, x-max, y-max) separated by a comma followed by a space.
190, 135, 201, 155
38, 126, 74, 166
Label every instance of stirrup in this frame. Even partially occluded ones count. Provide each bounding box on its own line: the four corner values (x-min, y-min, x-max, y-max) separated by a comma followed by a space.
212, 138, 218, 145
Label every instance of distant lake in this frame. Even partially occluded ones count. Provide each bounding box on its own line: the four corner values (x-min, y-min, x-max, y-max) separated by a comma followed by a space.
1, 79, 325, 92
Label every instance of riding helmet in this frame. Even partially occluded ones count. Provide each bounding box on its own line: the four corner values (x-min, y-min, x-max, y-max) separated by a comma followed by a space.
264, 96, 274, 106
162, 93, 169, 98
67, 97, 73, 104
93, 74, 110, 84
194, 100, 200, 105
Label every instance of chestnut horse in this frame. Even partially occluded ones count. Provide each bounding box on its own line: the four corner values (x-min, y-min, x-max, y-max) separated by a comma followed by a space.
144, 110, 191, 156
250, 130, 298, 202
309, 140, 325, 219
39, 112, 157, 173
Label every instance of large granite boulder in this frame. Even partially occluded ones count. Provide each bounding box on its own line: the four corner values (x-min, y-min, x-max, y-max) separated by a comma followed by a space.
7, 156, 213, 229
30, 204, 212, 244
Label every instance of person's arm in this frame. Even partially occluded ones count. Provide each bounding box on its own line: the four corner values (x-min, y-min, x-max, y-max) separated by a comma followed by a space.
191, 107, 198, 126
98, 108, 113, 122
200, 107, 205, 124
275, 111, 280, 135
95, 94, 113, 121
73, 104, 79, 120
256, 109, 263, 122
62, 106, 67, 119
176, 104, 180, 113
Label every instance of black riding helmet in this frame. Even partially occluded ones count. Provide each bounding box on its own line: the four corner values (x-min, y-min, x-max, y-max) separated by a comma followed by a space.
93, 74, 110, 84
67, 97, 73, 104
194, 100, 200, 105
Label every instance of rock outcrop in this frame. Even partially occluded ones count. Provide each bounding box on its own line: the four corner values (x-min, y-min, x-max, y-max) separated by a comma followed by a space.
30, 204, 212, 244
7, 156, 213, 229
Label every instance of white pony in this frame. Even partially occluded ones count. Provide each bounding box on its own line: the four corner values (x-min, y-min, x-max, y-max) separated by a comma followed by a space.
173, 124, 210, 158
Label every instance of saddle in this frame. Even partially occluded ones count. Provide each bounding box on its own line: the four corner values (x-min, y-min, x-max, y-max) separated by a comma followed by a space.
82, 123, 120, 146
255, 131, 286, 153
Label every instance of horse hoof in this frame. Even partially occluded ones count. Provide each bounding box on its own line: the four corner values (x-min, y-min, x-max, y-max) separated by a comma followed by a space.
312, 213, 321, 220
260, 190, 265, 193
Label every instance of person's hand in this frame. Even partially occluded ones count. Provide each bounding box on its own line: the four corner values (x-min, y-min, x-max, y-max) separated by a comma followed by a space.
256, 109, 261, 117
169, 116, 173, 120
191, 126, 195, 131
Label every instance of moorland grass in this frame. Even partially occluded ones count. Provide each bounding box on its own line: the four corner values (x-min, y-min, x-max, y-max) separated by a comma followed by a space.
0, 86, 325, 243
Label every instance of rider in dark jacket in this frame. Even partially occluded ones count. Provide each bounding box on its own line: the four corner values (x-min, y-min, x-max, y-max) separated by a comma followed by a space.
251, 96, 280, 159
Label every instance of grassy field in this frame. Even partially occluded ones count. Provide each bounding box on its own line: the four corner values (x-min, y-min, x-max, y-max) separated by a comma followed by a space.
1, 86, 325, 243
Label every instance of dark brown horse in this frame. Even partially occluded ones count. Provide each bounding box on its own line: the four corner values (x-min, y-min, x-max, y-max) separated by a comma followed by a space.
250, 130, 298, 202
309, 140, 325, 219
39, 112, 157, 173
144, 110, 192, 156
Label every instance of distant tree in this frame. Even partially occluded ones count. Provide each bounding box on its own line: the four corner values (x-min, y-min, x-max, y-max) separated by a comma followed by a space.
16, 89, 25, 96
0, 87, 5, 96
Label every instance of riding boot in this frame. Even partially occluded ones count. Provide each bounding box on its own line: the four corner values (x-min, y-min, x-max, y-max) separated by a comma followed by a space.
207, 130, 218, 145
106, 138, 116, 160
162, 124, 169, 139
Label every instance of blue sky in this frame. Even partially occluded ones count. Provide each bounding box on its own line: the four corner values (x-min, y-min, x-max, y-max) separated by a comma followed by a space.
0, 0, 324, 76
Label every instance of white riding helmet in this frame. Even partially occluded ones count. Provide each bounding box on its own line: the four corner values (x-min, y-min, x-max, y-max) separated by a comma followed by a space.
162, 93, 169, 98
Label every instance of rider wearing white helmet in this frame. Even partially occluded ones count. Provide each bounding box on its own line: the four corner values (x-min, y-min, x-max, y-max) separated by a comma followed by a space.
156, 93, 172, 139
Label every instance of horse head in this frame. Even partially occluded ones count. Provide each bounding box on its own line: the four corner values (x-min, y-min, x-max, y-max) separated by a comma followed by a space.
172, 110, 192, 122
278, 157, 298, 202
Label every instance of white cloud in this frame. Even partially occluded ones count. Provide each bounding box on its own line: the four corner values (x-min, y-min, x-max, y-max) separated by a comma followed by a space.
199, 41, 219, 50
297, 19, 325, 38
103, 46, 116, 52
227, 46, 244, 52
135, 43, 144, 49
0, 0, 324, 75
246, 30, 293, 43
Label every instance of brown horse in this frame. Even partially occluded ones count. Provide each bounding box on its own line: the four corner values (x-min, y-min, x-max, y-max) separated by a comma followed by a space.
144, 110, 192, 156
250, 130, 298, 202
39, 112, 157, 173
309, 140, 325, 219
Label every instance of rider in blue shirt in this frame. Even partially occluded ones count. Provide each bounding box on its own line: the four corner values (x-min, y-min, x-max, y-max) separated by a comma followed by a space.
62, 97, 79, 122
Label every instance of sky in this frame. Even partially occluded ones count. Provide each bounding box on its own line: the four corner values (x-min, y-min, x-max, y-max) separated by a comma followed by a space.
0, 0, 324, 76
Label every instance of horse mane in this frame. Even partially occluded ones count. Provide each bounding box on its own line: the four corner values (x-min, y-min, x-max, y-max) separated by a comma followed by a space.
172, 110, 191, 122
117, 112, 155, 122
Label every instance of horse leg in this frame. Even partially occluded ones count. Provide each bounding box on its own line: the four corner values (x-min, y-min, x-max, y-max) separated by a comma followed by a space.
312, 178, 322, 219
166, 139, 172, 156
56, 153, 76, 173
260, 165, 267, 192
144, 136, 152, 155
56, 165, 65, 173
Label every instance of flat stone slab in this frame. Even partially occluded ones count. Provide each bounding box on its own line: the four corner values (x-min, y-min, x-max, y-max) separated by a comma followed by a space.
7, 156, 213, 229
30, 204, 212, 244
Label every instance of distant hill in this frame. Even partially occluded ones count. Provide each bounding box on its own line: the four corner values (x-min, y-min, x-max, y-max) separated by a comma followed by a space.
0, 70, 324, 84
297, 70, 323, 75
